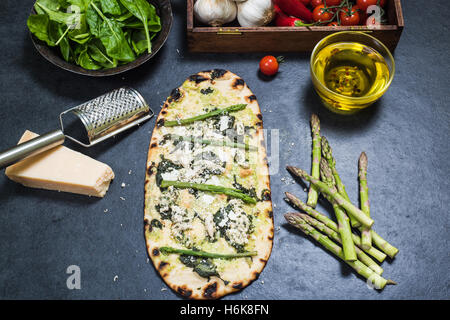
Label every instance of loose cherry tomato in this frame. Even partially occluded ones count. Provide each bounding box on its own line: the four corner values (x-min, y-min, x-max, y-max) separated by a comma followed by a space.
339, 6, 360, 26
356, 0, 385, 11
311, 0, 324, 8
259, 56, 279, 76
313, 5, 333, 23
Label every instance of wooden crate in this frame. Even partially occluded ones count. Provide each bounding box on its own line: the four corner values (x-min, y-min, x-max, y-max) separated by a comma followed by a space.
187, 0, 404, 53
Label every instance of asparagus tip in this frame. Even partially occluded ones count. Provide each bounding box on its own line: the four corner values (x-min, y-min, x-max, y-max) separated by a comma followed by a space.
310, 114, 320, 131
359, 151, 368, 168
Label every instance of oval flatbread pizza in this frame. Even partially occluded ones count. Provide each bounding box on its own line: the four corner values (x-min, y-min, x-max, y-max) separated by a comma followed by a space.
144, 69, 273, 299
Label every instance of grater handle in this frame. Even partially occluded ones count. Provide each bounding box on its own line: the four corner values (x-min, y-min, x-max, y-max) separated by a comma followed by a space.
0, 130, 65, 169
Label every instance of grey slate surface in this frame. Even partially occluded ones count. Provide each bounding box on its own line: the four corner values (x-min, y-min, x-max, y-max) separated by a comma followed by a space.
0, 0, 449, 300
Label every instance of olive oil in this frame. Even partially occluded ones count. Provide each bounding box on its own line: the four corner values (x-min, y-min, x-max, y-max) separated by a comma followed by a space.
311, 41, 391, 113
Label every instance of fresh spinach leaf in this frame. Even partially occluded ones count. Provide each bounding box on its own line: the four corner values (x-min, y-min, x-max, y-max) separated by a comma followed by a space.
90, 1, 135, 62
114, 11, 133, 22
88, 39, 117, 68
36, 1, 84, 27
59, 35, 71, 62
119, 0, 158, 53
66, 0, 90, 12
86, 1, 102, 37
130, 29, 149, 55
77, 48, 102, 70
35, 0, 62, 12
100, 0, 121, 16
27, 14, 55, 46
48, 20, 71, 61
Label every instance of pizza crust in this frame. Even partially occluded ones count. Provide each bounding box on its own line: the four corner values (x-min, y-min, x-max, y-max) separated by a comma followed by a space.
144, 69, 273, 299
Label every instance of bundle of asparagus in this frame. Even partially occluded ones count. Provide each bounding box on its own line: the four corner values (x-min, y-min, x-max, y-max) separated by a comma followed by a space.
284, 114, 399, 290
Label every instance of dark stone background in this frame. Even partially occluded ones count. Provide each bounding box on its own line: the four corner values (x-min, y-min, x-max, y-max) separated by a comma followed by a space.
0, 0, 448, 299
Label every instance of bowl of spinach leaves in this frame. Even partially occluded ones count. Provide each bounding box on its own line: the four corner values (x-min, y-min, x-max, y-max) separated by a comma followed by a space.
27, 0, 172, 76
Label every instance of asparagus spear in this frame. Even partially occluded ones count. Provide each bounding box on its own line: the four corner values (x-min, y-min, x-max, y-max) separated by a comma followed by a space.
163, 104, 247, 127
359, 152, 372, 250
319, 158, 357, 261
321, 136, 361, 228
284, 213, 396, 290
371, 231, 399, 259
284, 192, 387, 262
169, 134, 258, 151
298, 213, 383, 275
307, 114, 321, 208
159, 247, 257, 259
287, 166, 374, 227
160, 180, 257, 204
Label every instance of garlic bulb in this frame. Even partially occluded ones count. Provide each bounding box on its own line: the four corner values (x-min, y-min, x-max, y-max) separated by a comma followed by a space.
237, 0, 274, 27
194, 0, 237, 27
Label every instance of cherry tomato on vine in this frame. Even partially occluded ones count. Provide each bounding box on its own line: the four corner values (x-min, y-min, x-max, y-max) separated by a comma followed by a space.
356, 0, 386, 11
339, 6, 360, 26
299, 0, 311, 5
328, 21, 339, 26
259, 56, 280, 76
311, 0, 324, 8
351, 5, 366, 24
313, 5, 333, 23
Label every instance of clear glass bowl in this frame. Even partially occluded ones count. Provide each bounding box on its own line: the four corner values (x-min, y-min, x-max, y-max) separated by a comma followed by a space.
310, 31, 395, 114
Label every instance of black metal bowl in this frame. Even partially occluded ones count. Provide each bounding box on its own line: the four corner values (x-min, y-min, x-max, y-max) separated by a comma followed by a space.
29, 0, 172, 77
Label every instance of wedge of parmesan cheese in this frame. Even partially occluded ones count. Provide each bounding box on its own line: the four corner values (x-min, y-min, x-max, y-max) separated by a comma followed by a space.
5, 130, 114, 197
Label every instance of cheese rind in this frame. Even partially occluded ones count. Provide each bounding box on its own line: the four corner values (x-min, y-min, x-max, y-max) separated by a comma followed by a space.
5, 130, 114, 197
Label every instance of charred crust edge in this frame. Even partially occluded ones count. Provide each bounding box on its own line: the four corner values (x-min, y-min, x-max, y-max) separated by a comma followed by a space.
147, 162, 156, 175
232, 78, 245, 88
189, 74, 208, 84
168, 88, 182, 103
152, 248, 160, 256
203, 282, 218, 299
177, 286, 193, 298
159, 261, 169, 270
210, 69, 227, 80
232, 282, 243, 289
246, 95, 257, 103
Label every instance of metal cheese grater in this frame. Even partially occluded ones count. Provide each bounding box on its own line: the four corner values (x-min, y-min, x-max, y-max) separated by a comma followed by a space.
0, 87, 153, 169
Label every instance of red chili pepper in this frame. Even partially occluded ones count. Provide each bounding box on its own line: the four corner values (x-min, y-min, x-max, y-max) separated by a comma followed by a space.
274, 4, 313, 27
276, 0, 314, 22
275, 11, 303, 26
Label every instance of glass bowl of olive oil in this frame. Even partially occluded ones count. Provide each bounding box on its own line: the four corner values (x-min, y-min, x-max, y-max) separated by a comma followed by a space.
310, 31, 395, 114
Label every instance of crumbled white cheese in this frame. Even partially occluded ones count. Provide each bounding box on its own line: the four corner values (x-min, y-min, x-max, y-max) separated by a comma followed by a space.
219, 116, 230, 132
161, 170, 180, 181
235, 149, 250, 169
200, 194, 215, 205
204, 214, 216, 239
206, 175, 220, 185
215, 200, 252, 247
170, 205, 195, 243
